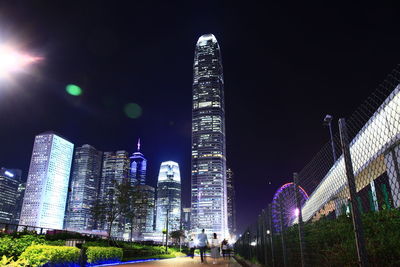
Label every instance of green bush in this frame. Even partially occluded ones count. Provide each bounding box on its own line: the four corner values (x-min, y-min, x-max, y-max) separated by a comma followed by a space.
0, 235, 45, 258
0, 255, 28, 267
86, 246, 123, 264
19, 245, 80, 267
82, 240, 110, 248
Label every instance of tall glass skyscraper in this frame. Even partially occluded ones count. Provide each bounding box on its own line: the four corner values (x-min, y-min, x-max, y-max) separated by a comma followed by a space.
64, 144, 103, 231
19, 132, 74, 229
0, 168, 21, 223
98, 150, 129, 236
127, 184, 155, 240
130, 139, 147, 185
226, 168, 237, 235
156, 161, 181, 233
191, 34, 228, 237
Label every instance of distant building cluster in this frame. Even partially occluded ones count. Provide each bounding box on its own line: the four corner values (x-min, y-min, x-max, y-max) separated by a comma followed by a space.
1, 33, 237, 240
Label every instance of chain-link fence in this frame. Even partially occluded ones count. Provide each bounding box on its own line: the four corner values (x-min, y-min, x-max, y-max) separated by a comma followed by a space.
235, 65, 400, 267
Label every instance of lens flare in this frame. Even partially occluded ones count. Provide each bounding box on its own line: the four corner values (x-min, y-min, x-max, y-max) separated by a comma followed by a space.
66, 84, 83, 96
0, 45, 42, 79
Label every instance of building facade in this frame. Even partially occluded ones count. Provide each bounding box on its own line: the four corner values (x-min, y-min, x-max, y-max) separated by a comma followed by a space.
181, 207, 191, 232
19, 132, 74, 229
130, 139, 147, 186
191, 34, 228, 237
14, 182, 26, 224
226, 168, 237, 235
98, 150, 130, 236
64, 144, 103, 231
156, 161, 181, 233
0, 168, 22, 223
126, 184, 155, 240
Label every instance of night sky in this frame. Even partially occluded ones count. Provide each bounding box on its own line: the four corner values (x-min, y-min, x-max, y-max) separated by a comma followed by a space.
0, 1, 399, 234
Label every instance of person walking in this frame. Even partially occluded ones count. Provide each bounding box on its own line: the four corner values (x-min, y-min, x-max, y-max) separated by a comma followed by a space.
188, 237, 196, 259
197, 229, 208, 263
210, 233, 220, 264
221, 239, 229, 259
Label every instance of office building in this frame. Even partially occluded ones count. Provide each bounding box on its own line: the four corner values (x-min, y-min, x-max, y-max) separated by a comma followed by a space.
226, 168, 237, 235
156, 161, 181, 233
191, 33, 228, 237
14, 182, 26, 224
126, 184, 155, 240
0, 168, 21, 223
181, 207, 191, 232
130, 139, 147, 185
19, 132, 74, 229
98, 150, 130, 236
64, 144, 103, 231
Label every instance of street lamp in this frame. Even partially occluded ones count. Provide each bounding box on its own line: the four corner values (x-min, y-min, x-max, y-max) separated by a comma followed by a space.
323, 114, 337, 162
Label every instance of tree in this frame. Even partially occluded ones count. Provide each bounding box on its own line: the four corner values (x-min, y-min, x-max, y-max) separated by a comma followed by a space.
170, 230, 186, 250
91, 178, 132, 239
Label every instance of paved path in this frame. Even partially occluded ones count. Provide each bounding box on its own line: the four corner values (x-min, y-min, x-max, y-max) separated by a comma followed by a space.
113, 256, 242, 266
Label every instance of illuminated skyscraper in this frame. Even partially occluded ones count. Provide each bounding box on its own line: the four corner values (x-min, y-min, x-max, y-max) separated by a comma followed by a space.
127, 184, 155, 240
130, 139, 147, 185
191, 34, 228, 237
226, 168, 237, 235
98, 150, 129, 236
64, 144, 102, 231
19, 132, 74, 229
156, 161, 181, 233
0, 168, 21, 223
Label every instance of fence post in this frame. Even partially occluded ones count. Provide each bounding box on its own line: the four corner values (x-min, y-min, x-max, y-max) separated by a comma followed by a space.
268, 204, 275, 267
339, 118, 368, 267
278, 198, 288, 267
261, 209, 269, 266
294, 172, 306, 267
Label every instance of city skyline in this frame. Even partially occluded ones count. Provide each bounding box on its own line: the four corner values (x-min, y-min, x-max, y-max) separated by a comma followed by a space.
1, 1, 399, 234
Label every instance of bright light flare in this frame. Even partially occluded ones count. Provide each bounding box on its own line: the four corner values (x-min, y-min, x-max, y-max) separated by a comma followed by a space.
294, 208, 300, 217
0, 45, 42, 79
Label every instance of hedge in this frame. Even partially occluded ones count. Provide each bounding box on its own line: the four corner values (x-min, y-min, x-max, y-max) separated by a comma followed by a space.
86, 246, 123, 265
19, 245, 80, 267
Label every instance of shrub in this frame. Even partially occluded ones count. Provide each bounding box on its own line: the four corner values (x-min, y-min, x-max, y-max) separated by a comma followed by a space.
20, 245, 80, 267
82, 240, 110, 248
0, 235, 45, 258
86, 246, 123, 264
0, 255, 28, 267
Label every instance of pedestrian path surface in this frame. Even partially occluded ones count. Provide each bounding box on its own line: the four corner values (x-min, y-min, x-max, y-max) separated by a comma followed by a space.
110, 256, 242, 266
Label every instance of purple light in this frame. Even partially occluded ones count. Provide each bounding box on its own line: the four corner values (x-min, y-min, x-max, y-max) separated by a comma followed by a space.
294, 208, 299, 217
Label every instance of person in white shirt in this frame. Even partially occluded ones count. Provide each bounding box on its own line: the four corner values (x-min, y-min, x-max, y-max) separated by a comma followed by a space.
197, 229, 208, 263
210, 233, 220, 264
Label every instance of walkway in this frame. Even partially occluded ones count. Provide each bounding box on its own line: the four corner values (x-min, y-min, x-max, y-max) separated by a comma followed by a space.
111, 256, 242, 266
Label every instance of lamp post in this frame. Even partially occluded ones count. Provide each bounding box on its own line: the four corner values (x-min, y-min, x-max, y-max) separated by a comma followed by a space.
323, 114, 337, 162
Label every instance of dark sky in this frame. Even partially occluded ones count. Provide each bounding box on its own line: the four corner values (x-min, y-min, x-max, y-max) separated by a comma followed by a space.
0, 1, 399, 234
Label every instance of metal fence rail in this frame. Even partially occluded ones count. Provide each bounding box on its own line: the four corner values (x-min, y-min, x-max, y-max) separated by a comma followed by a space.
235, 65, 400, 267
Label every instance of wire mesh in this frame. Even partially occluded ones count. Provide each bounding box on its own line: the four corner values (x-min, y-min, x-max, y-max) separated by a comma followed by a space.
235, 64, 400, 267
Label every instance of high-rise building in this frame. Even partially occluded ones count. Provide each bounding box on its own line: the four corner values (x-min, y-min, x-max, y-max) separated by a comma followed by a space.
181, 207, 191, 232
99, 150, 130, 202
126, 184, 155, 240
14, 182, 26, 224
226, 168, 236, 235
98, 150, 130, 236
156, 161, 181, 233
130, 139, 147, 186
0, 168, 22, 223
19, 132, 74, 229
64, 144, 103, 231
191, 34, 228, 237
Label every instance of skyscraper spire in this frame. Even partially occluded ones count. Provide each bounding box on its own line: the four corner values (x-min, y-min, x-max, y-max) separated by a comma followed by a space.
137, 138, 141, 151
